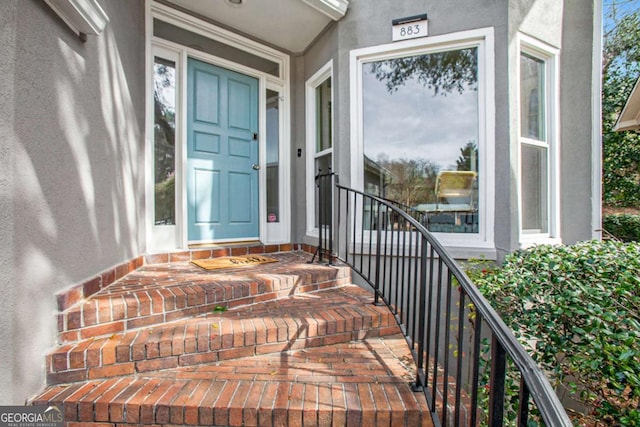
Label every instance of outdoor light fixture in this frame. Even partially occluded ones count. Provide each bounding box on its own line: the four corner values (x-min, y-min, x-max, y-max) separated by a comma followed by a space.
227, 0, 243, 5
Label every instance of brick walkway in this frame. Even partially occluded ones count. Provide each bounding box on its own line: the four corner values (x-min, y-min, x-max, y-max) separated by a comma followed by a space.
32, 250, 434, 426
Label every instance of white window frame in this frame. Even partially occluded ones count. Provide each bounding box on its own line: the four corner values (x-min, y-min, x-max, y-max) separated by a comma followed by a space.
305, 60, 334, 238
145, 0, 292, 250
349, 28, 496, 259
517, 33, 561, 248
146, 44, 183, 252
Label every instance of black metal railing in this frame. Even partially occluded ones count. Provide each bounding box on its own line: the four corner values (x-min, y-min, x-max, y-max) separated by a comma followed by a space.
314, 172, 572, 426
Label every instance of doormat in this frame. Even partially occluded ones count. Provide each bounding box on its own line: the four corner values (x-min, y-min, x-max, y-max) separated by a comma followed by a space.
191, 255, 278, 271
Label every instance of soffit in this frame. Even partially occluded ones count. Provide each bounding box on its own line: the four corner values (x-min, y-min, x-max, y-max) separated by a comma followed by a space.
163, 0, 340, 53
615, 77, 640, 132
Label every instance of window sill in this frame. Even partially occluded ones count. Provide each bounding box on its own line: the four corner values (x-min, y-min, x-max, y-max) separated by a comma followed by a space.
519, 236, 562, 249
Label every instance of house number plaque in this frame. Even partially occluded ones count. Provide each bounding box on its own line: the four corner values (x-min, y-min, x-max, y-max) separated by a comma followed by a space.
392, 14, 428, 42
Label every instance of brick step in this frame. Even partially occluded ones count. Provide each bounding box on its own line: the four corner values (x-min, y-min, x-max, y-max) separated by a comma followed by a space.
46, 286, 400, 385
58, 252, 351, 343
33, 335, 433, 427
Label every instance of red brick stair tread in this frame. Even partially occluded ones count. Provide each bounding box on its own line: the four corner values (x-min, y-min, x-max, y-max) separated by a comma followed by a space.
58, 252, 351, 342
34, 335, 433, 426
46, 286, 400, 385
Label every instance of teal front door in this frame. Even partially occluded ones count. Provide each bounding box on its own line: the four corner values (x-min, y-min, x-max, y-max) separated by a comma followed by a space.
187, 58, 259, 242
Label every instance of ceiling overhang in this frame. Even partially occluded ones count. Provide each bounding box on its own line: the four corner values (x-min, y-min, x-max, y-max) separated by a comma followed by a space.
162, 0, 349, 53
615, 77, 640, 132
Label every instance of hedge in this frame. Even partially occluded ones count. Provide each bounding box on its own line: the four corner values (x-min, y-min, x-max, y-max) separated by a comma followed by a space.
468, 241, 640, 425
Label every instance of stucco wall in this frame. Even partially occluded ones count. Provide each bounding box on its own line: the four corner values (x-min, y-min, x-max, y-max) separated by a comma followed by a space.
559, 0, 600, 243
0, 0, 145, 404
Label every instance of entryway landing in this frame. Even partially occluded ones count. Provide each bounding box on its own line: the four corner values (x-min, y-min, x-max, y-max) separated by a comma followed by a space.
35, 246, 434, 426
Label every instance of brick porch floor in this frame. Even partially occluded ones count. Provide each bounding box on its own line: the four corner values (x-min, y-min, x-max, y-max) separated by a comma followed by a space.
32, 249, 434, 426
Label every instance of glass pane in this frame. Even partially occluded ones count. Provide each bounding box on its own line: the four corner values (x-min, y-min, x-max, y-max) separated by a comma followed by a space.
266, 89, 280, 223
520, 53, 545, 141
362, 47, 479, 233
154, 56, 176, 225
521, 144, 548, 233
315, 153, 332, 227
316, 77, 332, 153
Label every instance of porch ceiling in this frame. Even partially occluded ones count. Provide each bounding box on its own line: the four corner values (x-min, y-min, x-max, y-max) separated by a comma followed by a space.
164, 0, 346, 53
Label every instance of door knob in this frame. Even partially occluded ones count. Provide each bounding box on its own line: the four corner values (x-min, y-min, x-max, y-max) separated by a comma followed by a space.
252, 163, 260, 170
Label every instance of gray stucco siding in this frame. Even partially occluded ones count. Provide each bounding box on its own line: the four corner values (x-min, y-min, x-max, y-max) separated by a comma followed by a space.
0, 0, 145, 404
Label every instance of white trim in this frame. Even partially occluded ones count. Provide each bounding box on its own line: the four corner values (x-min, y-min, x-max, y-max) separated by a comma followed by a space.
592, 0, 603, 240
517, 33, 561, 247
146, 45, 184, 252
145, 0, 291, 251
44, 0, 109, 36
300, 0, 349, 21
349, 27, 496, 255
306, 60, 334, 237
264, 81, 291, 244
150, 1, 288, 83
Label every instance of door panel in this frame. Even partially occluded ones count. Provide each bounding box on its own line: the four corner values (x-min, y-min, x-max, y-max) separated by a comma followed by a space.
194, 132, 220, 154
229, 172, 253, 223
194, 70, 220, 124
187, 58, 259, 242
228, 79, 253, 130
194, 169, 221, 223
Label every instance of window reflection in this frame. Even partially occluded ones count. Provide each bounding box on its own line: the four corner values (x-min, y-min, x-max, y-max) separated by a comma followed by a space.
154, 57, 176, 225
520, 54, 545, 141
363, 48, 480, 233
315, 76, 333, 228
316, 78, 332, 153
521, 144, 548, 233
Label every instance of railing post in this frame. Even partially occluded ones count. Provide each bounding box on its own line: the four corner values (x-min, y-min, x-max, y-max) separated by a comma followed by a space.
412, 235, 428, 392
327, 173, 334, 265
489, 335, 507, 426
373, 201, 383, 306
518, 377, 531, 427
317, 171, 324, 264
313, 170, 335, 265
470, 314, 482, 427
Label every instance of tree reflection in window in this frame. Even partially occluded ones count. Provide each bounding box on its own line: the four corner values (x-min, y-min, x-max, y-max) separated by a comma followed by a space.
363, 47, 480, 233
154, 57, 176, 225
369, 48, 477, 95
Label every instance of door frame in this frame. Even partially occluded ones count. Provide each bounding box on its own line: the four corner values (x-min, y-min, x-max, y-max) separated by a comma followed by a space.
145, 0, 291, 251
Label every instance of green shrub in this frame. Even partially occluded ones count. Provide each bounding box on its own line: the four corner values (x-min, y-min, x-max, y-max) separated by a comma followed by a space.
604, 214, 640, 242
468, 241, 640, 425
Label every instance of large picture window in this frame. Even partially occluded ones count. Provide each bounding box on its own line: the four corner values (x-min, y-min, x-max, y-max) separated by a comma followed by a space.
362, 47, 480, 234
350, 28, 495, 252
